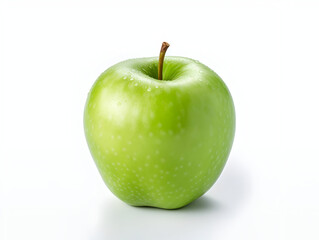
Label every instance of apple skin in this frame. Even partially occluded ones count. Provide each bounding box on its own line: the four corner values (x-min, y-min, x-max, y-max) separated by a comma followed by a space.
84, 56, 235, 209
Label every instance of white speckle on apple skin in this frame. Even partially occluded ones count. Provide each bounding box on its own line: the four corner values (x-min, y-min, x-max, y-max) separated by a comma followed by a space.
162, 129, 169, 136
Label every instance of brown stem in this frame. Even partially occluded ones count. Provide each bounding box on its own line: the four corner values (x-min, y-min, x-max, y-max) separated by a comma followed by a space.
158, 42, 170, 80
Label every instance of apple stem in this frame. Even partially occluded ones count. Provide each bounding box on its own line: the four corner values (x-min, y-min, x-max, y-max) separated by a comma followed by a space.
158, 42, 170, 80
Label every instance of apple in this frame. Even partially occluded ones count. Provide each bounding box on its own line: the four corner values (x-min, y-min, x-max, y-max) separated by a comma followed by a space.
84, 43, 235, 209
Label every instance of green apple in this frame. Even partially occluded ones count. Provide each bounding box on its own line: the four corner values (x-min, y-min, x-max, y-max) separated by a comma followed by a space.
84, 43, 235, 209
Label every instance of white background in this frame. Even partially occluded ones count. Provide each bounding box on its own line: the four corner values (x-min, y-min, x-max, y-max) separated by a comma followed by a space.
1, 0, 319, 239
